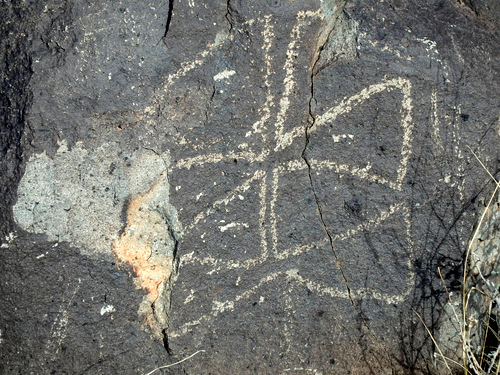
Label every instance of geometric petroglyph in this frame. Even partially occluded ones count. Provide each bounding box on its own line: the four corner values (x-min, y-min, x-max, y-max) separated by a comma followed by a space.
159, 10, 416, 340
12, 7, 416, 345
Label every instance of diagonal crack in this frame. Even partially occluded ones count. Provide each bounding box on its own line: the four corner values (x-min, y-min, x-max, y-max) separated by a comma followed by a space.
225, 0, 234, 32
301, 47, 383, 350
300, 10, 356, 309
204, 85, 216, 126
301, 88, 356, 309
159, 166, 180, 355
163, 0, 174, 38
300, 7, 384, 347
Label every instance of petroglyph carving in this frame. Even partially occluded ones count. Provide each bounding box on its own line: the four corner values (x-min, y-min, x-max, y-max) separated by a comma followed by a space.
156, 10, 416, 345
14, 6, 416, 347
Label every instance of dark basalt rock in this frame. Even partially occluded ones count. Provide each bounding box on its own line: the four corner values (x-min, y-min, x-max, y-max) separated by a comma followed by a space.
1, 0, 499, 374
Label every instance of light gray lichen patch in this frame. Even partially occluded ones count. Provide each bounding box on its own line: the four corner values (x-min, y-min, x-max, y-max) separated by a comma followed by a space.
13, 140, 171, 256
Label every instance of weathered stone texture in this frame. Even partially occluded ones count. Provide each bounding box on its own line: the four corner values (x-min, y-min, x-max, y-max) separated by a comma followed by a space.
1, 0, 499, 374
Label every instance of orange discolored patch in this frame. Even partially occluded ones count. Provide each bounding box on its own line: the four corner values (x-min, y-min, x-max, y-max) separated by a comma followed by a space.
113, 175, 174, 305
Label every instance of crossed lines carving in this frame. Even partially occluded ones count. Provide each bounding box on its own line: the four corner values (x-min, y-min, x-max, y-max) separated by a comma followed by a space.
152, 10, 415, 338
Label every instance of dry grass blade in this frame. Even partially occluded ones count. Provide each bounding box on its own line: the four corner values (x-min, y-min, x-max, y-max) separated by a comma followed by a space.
142, 350, 206, 375
468, 148, 499, 186
488, 346, 500, 374
480, 302, 493, 368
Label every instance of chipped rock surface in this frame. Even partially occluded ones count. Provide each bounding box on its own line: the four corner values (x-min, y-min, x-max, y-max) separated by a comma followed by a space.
1, 0, 500, 374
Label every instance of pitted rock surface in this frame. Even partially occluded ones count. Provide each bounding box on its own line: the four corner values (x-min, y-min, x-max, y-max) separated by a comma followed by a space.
1, 0, 499, 374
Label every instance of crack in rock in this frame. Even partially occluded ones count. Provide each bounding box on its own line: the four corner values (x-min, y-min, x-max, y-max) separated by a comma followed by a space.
163, 0, 174, 39
301, 0, 357, 309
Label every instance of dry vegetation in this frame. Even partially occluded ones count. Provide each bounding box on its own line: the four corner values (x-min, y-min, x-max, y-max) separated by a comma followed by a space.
421, 155, 500, 375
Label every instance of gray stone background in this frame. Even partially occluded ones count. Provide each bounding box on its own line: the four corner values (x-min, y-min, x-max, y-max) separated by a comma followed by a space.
1, 0, 499, 374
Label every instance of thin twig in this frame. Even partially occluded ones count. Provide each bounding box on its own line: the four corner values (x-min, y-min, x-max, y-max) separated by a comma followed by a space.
442, 354, 468, 371
142, 350, 205, 375
462, 153, 500, 375
462, 181, 499, 307
475, 249, 500, 315
488, 346, 500, 374
468, 148, 499, 186
480, 302, 493, 370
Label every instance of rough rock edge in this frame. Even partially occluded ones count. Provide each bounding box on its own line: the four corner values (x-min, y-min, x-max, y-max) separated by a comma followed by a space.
113, 167, 181, 348
314, 7, 359, 74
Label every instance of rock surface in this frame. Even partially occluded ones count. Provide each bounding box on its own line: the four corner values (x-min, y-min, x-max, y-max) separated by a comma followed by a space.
1, 0, 499, 374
